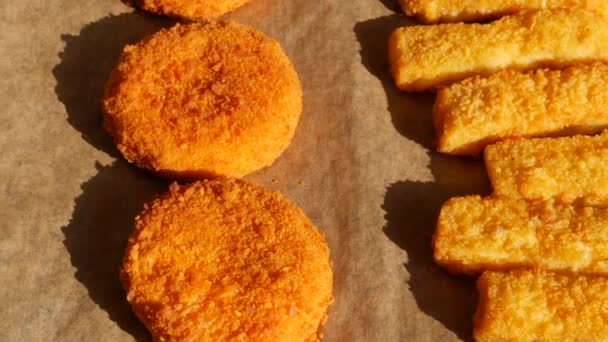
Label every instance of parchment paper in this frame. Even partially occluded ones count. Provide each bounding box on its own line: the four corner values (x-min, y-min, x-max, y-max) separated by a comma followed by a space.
1, 0, 491, 340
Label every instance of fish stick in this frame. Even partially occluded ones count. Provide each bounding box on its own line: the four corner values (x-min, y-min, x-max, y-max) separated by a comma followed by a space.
475, 270, 608, 341
388, 9, 608, 92
433, 195, 608, 275
398, 0, 608, 24
434, 63, 608, 155
485, 132, 608, 203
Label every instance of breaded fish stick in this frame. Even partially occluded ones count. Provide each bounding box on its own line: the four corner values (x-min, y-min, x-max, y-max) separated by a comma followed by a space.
399, 0, 608, 24
485, 132, 608, 203
475, 270, 608, 341
433, 195, 608, 275
389, 10, 608, 92
434, 63, 608, 155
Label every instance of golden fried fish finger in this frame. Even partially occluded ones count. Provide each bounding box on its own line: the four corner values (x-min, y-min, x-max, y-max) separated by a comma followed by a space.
389, 10, 608, 92
398, 0, 608, 23
475, 270, 608, 341
434, 63, 608, 155
434, 195, 608, 275
121, 178, 333, 341
485, 132, 608, 202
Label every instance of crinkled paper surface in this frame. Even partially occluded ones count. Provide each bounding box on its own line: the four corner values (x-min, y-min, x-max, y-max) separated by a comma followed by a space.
1, 0, 489, 340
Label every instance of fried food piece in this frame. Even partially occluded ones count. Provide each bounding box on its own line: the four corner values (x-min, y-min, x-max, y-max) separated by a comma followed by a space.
398, 0, 608, 23
475, 270, 608, 341
123, 0, 250, 18
485, 132, 608, 203
121, 178, 333, 341
433, 195, 608, 275
388, 10, 608, 92
434, 63, 608, 155
103, 21, 302, 179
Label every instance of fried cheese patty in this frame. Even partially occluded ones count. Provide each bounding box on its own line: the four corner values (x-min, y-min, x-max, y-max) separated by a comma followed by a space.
124, 0, 251, 18
121, 178, 333, 341
103, 21, 302, 179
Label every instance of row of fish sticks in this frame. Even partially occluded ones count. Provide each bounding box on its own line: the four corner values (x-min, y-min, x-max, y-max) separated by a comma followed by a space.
390, 4, 608, 341
436, 135, 608, 340
391, 9, 608, 154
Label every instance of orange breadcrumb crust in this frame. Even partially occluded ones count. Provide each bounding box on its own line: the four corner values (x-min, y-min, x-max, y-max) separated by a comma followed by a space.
485, 132, 608, 203
475, 270, 608, 341
103, 21, 302, 179
120, 178, 333, 341
434, 62, 608, 155
434, 195, 608, 275
123, 0, 250, 18
388, 9, 608, 92
398, 0, 608, 23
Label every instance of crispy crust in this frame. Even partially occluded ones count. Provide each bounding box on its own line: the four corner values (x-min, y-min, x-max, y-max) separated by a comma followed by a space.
121, 178, 333, 341
388, 9, 608, 92
434, 195, 608, 275
124, 0, 250, 19
475, 270, 608, 341
434, 63, 608, 155
485, 132, 608, 202
398, 0, 608, 23
103, 21, 302, 179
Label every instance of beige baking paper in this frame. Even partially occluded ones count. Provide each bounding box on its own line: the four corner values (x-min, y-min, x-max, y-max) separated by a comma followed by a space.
0, 0, 490, 340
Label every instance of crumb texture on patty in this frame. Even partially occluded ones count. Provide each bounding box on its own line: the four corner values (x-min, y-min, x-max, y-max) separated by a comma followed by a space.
125, 0, 251, 18
121, 178, 333, 341
103, 21, 302, 179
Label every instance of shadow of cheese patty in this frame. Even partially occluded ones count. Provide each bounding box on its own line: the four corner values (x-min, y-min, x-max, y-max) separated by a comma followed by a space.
121, 178, 333, 341
103, 21, 302, 179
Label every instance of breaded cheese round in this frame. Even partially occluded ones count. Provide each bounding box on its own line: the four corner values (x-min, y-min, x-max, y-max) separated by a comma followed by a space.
103, 21, 302, 179
124, 0, 250, 18
121, 178, 333, 341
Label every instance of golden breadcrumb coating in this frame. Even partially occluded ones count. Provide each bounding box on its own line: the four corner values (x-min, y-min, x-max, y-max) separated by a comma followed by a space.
124, 0, 250, 19
434, 195, 608, 275
103, 21, 302, 179
388, 10, 608, 92
121, 178, 333, 341
475, 270, 608, 341
485, 132, 608, 203
398, 0, 608, 23
434, 63, 608, 155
